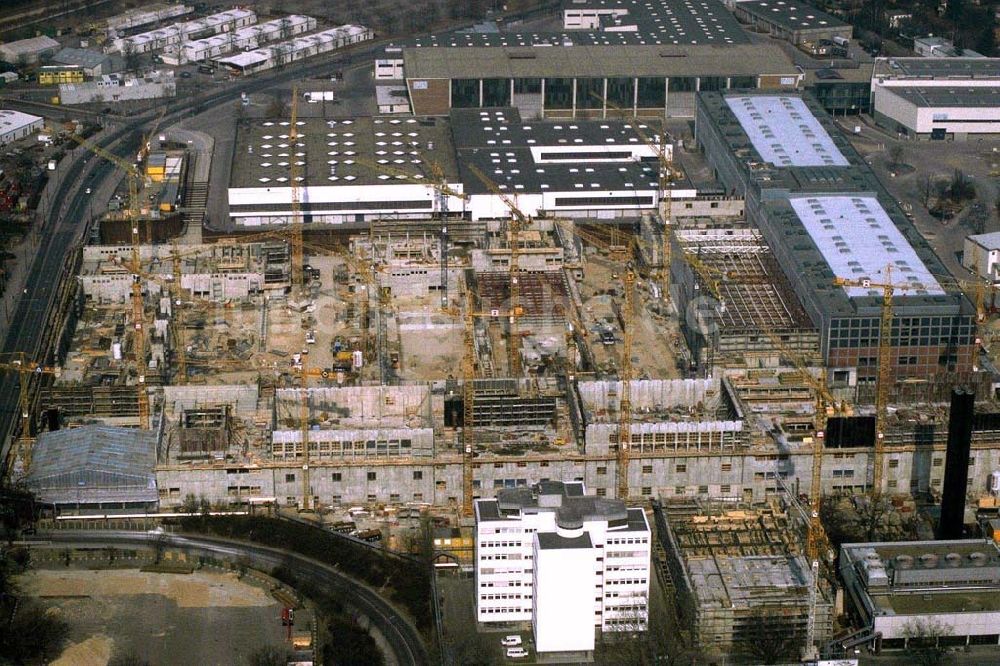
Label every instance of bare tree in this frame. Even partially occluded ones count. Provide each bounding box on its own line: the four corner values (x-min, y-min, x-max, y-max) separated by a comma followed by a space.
887, 144, 904, 169
902, 619, 952, 666
122, 40, 141, 74
738, 607, 802, 665
919, 174, 933, 209
949, 169, 976, 202
266, 94, 289, 119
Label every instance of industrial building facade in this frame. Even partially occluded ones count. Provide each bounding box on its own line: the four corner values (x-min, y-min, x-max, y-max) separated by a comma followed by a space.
694, 90, 978, 382
474, 482, 650, 656
0, 110, 44, 146
733, 0, 852, 46
840, 539, 1000, 648
376, 0, 800, 118
872, 58, 1000, 139
227, 108, 665, 227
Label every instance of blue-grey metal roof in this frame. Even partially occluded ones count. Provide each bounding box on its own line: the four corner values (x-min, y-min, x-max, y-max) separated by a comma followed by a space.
26, 425, 158, 505
51, 47, 110, 70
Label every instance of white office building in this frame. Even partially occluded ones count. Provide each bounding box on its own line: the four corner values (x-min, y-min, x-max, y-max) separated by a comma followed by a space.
474, 481, 651, 657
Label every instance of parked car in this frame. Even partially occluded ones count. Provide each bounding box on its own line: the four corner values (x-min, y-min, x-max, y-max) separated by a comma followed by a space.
506, 647, 528, 659
501, 636, 522, 647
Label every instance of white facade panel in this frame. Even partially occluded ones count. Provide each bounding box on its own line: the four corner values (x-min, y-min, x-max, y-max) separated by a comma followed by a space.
533, 537, 597, 653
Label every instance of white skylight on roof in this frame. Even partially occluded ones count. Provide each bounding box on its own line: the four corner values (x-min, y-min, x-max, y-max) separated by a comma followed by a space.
789, 196, 944, 298
725, 96, 848, 167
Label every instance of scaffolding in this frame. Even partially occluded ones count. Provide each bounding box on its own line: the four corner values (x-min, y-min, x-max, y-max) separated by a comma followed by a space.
654, 498, 834, 657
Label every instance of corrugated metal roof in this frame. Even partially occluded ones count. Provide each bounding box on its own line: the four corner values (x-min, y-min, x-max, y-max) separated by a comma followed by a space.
402, 43, 794, 80
26, 425, 157, 504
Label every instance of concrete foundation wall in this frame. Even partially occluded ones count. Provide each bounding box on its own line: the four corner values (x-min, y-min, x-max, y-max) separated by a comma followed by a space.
155, 444, 1000, 508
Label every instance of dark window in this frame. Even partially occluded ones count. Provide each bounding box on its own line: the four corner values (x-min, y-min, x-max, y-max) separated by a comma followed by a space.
539, 151, 633, 160
367, 471, 377, 480
544, 77, 573, 110
553, 196, 653, 207
413, 471, 423, 480
514, 77, 542, 94
332, 472, 342, 482
576, 77, 604, 108
607, 77, 634, 109
451, 78, 480, 108
699, 76, 727, 91
285, 474, 295, 482
482, 78, 511, 107
230, 200, 433, 213
669, 76, 696, 92
636, 77, 666, 108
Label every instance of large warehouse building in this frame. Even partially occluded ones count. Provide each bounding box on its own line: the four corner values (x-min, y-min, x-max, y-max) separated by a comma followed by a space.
695, 90, 978, 382
872, 58, 1000, 139
227, 108, 666, 226
375, 0, 800, 118
733, 0, 852, 46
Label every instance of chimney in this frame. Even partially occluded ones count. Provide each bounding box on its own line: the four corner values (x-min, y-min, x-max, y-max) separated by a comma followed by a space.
937, 388, 975, 540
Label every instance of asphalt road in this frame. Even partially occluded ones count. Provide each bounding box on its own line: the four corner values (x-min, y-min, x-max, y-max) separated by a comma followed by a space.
31, 530, 430, 666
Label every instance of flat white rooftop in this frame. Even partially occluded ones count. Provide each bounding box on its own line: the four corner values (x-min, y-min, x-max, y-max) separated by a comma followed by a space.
725, 95, 848, 167
0, 109, 43, 132
790, 195, 944, 298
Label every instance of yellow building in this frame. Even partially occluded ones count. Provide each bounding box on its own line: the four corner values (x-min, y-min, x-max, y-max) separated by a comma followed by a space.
38, 66, 84, 85
432, 526, 474, 564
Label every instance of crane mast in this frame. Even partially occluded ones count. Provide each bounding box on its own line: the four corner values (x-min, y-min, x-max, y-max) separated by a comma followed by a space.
833, 267, 897, 495
616, 268, 635, 500
462, 304, 476, 516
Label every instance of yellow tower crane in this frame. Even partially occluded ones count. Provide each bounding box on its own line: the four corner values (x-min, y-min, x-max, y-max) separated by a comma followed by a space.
601, 94, 679, 302
70, 134, 151, 429
832, 269, 991, 495
554, 219, 639, 499
684, 246, 834, 654
458, 288, 529, 515
466, 163, 529, 378
356, 155, 470, 312
289, 85, 306, 299
0, 353, 59, 472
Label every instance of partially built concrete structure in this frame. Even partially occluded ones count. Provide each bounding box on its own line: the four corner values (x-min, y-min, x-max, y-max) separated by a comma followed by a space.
654, 498, 834, 659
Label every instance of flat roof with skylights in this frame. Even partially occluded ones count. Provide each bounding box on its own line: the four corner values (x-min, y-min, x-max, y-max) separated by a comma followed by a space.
390, 0, 749, 49
230, 116, 458, 189
451, 108, 661, 195
788, 195, 944, 298
735, 0, 848, 32
725, 95, 849, 168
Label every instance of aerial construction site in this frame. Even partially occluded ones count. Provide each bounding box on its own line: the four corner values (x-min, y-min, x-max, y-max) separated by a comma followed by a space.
7, 1, 1000, 661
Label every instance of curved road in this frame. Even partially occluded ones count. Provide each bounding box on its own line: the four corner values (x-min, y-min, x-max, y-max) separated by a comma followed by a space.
31, 530, 430, 666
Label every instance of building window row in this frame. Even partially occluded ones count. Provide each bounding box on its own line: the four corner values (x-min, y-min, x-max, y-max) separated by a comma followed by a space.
606, 537, 648, 546
606, 578, 648, 586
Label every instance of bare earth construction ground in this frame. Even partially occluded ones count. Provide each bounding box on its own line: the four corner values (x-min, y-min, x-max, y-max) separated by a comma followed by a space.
21, 569, 288, 666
